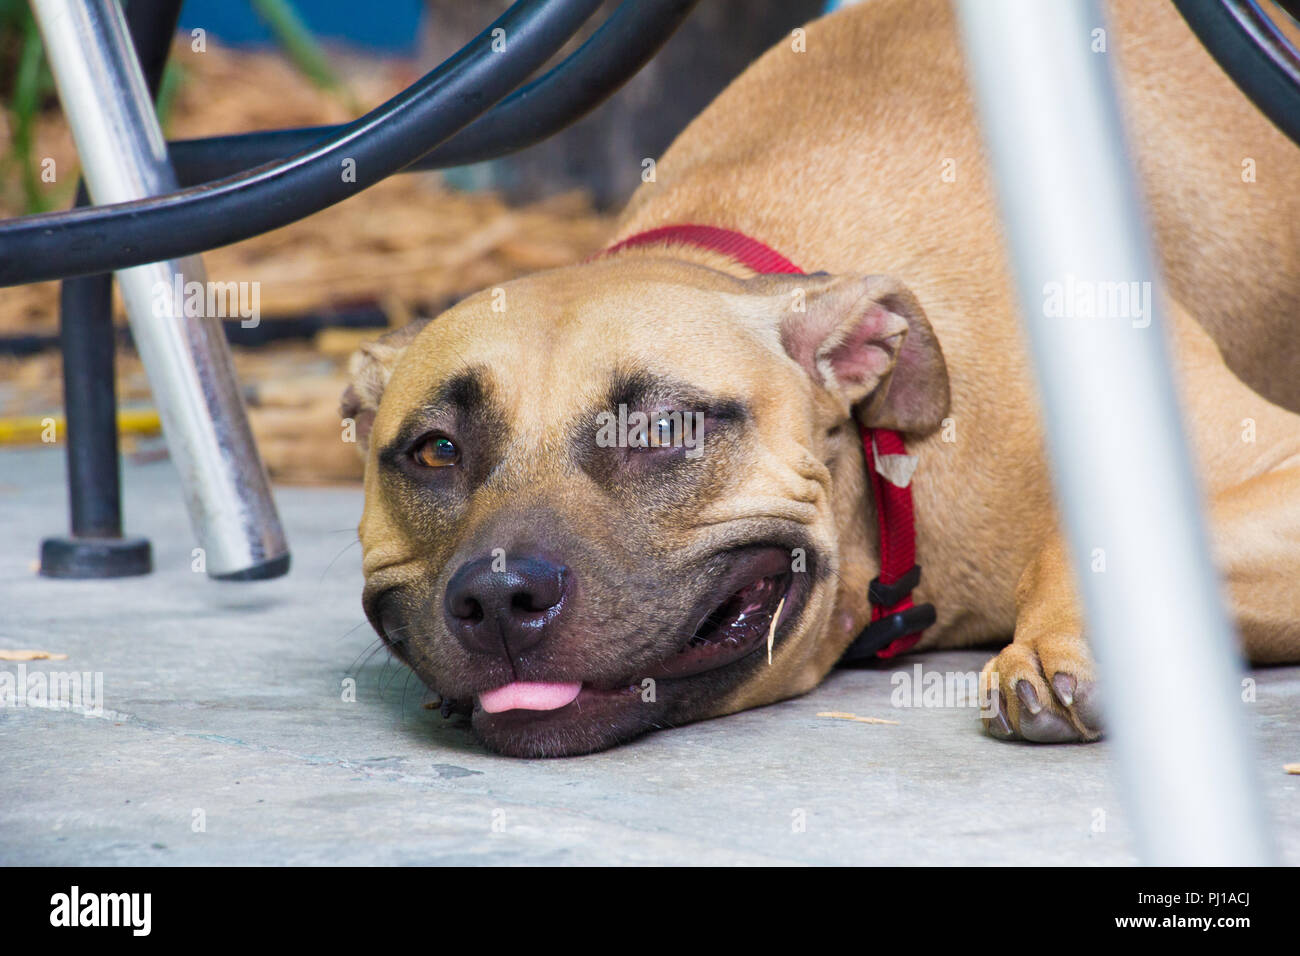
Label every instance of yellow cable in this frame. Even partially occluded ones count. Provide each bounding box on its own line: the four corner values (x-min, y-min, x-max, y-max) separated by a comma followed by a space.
0, 409, 162, 445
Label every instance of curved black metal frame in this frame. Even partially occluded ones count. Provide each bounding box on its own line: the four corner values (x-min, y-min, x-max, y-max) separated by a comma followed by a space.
0, 0, 701, 287
1172, 0, 1300, 148
169, 0, 701, 184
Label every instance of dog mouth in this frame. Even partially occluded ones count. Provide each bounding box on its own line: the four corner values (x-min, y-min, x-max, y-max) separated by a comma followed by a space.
649, 559, 795, 680
473, 545, 806, 721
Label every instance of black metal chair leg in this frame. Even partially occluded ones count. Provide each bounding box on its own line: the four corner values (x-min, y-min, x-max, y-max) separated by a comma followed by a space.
40, 248, 151, 578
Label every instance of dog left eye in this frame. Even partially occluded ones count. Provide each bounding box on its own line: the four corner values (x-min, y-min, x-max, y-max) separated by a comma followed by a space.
411, 434, 459, 468
650, 415, 675, 447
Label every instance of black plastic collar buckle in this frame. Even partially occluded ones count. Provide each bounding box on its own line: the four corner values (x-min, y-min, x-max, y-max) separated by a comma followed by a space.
839, 564, 935, 664
867, 564, 922, 608
840, 603, 937, 663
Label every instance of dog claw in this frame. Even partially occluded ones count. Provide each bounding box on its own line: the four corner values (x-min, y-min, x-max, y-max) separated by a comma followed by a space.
985, 693, 1015, 739
1050, 672, 1076, 707
1015, 679, 1042, 715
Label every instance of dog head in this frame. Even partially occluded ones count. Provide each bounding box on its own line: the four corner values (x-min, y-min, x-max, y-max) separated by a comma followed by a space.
345, 255, 948, 756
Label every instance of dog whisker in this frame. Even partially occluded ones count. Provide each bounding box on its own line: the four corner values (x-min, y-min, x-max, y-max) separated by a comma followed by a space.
346, 638, 388, 677
318, 538, 361, 586
334, 618, 373, 645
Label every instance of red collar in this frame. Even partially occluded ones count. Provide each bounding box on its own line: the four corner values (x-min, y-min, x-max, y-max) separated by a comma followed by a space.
604, 224, 934, 660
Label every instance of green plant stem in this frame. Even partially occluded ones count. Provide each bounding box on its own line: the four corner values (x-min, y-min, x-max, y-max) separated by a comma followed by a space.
247, 0, 346, 94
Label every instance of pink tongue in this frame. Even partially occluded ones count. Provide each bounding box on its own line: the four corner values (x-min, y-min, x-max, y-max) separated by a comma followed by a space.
479, 681, 583, 714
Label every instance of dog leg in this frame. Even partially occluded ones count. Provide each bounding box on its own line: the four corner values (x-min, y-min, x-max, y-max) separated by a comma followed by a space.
982, 299, 1300, 742
1202, 463, 1300, 664
982, 459, 1300, 743
981, 534, 1102, 743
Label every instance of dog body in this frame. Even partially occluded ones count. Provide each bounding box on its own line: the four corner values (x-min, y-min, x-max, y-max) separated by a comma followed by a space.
349, 0, 1300, 755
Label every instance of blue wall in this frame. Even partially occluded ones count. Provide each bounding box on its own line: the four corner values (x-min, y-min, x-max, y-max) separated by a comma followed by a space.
178, 0, 426, 54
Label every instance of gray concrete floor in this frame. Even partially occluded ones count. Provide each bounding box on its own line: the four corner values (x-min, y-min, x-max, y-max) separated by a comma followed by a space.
1, 444, 1297, 865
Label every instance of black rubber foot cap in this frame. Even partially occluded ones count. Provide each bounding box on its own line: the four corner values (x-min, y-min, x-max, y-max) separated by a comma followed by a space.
40, 536, 153, 579
212, 552, 291, 581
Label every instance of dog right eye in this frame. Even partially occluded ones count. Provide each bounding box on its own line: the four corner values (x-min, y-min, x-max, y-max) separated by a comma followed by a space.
411, 434, 459, 468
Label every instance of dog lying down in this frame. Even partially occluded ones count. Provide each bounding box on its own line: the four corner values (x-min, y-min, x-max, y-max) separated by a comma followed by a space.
342, 0, 1300, 757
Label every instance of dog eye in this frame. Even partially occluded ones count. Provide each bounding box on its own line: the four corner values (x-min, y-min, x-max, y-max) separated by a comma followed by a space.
650, 415, 675, 447
411, 434, 459, 468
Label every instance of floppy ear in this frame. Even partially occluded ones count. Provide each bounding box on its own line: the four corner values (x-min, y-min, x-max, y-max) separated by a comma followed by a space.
340, 318, 432, 454
775, 274, 949, 435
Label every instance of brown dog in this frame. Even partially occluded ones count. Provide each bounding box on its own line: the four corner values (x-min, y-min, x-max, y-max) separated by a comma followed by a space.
343, 0, 1300, 757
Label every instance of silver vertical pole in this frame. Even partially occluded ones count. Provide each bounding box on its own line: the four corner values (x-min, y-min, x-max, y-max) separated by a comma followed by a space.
956, 0, 1271, 864
33, 0, 289, 579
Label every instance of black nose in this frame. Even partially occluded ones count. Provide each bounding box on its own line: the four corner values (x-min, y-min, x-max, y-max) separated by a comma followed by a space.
443, 555, 568, 659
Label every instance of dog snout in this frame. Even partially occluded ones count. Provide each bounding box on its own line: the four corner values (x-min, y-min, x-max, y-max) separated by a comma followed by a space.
443, 555, 569, 659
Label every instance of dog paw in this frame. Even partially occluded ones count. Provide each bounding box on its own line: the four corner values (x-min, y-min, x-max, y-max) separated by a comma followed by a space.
980, 636, 1103, 743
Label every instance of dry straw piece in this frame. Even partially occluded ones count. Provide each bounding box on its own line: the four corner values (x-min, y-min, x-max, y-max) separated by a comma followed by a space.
0, 649, 69, 661
816, 711, 900, 726
767, 596, 785, 665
